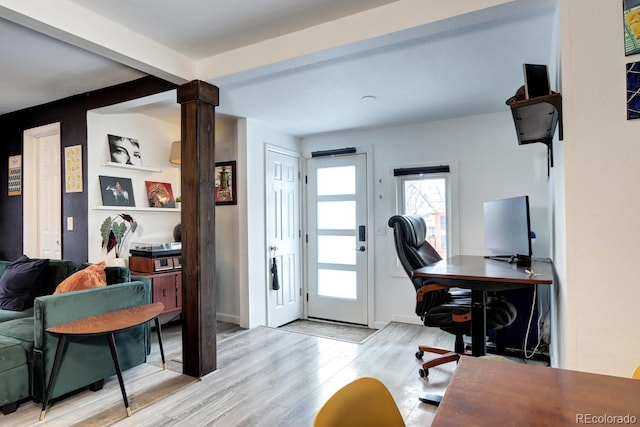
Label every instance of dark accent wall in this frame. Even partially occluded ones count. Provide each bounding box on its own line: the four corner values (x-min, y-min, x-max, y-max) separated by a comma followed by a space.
0, 76, 176, 262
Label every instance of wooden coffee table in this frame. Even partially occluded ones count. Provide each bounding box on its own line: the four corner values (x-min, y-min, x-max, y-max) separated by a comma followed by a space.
39, 302, 166, 421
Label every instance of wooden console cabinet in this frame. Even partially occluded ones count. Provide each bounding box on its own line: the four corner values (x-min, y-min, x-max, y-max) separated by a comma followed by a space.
131, 270, 182, 320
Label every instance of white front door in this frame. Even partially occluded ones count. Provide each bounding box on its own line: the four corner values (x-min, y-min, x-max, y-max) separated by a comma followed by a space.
23, 123, 62, 259
307, 153, 368, 325
266, 148, 302, 327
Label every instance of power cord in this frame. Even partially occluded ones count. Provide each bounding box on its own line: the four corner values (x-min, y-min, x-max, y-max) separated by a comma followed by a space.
523, 285, 542, 359
523, 257, 552, 360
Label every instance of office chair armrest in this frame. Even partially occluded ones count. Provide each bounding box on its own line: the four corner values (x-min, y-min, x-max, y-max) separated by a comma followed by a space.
416, 284, 451, 302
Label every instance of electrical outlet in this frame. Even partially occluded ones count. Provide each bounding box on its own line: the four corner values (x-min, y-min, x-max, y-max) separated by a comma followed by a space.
67, 217, 73, 231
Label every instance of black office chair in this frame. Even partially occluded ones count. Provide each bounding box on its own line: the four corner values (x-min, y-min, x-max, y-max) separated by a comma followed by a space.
388, 215, 517, 380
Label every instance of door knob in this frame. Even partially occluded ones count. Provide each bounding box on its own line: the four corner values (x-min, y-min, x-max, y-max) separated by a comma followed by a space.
269, 246, 278, 251
355, 246, 366, 252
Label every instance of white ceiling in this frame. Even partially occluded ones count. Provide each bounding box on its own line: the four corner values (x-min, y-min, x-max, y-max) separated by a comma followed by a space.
0, 0, 558, 137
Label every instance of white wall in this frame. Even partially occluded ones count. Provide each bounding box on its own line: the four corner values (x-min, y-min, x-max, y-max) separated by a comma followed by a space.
214, 116, 240, 323
87, 111, 181, 262
558, 0, 640, 377
302, 111, 550, 327
546, 4, 563, 370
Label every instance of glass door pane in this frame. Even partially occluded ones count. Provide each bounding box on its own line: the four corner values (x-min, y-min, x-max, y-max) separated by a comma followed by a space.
316, 166, 356, 299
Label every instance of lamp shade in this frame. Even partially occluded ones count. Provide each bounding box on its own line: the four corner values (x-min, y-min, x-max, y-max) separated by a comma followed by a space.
169, 141, 181, 164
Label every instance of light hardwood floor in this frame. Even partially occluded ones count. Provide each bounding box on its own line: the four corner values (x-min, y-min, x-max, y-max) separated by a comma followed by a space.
5, 321, 506, 426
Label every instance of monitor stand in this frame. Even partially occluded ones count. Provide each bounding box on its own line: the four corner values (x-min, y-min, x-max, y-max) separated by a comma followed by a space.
484, 255, 532, 267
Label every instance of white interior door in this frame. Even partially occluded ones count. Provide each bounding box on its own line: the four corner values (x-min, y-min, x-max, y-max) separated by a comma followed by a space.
307, 153, 368, 325
266, 148, 302, 327
38, 134, 62, 259
24, 123, 62, 259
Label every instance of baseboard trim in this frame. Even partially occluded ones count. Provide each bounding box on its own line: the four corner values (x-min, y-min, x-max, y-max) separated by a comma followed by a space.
216, 312, 240, 324
391, 315, 423, 325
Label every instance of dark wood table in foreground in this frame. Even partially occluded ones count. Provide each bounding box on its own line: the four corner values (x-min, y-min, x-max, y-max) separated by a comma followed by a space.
40, 302, 166, 421
413, 255, 553, 356
433, 357, 640, 426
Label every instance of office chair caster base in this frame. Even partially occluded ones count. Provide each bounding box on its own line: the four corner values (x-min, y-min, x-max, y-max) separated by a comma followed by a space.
419, 368, 429, 378
416, 351, 424, 359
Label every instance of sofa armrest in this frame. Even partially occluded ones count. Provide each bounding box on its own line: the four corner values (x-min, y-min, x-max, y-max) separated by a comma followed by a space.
0, 260, 12, 277
31, 280, 151, 401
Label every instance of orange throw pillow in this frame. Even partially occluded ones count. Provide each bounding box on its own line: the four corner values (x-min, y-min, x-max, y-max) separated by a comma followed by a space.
54, 262, 107, 294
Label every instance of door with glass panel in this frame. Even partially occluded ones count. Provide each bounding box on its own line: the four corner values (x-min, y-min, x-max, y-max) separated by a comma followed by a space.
307, 153, 368, 325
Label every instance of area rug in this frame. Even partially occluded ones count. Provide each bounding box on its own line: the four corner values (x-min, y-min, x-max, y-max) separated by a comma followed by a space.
278, 319, 378, 344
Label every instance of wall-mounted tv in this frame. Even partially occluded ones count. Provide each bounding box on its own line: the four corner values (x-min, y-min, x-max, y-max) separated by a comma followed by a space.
483, 195, 532, 264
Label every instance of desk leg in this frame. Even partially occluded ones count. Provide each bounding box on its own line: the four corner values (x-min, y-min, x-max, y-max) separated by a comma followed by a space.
107, 333, 131, 417
471, 290, 487, 357
154, 317, 166, 370
39, 335, 67, 421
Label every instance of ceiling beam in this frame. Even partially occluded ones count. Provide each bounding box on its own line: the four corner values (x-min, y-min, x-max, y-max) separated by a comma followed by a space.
0, 0, 527, 91
0, 0, 196, 84
196, 0, 514, 84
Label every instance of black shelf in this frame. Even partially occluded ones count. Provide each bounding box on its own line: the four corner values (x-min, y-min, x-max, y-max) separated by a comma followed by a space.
509, 92, 562, 171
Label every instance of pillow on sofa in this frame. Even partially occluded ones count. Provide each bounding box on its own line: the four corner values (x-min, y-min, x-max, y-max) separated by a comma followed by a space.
54, 262, 107, 294
0, 255, 50, 311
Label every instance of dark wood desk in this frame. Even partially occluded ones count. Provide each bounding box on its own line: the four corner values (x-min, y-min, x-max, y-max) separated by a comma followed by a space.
413, 255, 553, 356
40, 303, 166, 421
433, 357, 640, 426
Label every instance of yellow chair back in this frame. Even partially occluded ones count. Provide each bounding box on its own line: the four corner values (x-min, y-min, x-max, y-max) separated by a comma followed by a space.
313, 377, 405, 427
632, 365, 640, 379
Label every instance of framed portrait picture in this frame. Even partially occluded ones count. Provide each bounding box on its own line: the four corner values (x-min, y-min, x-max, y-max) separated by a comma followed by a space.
107, 134, 143, 166
145, 181, 176, 208
99, 175, 136, 207
215, 161, 237, 205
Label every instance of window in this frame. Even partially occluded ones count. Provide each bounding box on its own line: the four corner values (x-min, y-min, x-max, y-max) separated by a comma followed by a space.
395, 166, 451, 259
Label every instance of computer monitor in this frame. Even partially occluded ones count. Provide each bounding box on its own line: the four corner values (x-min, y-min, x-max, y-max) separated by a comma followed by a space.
483, 195, 532, 263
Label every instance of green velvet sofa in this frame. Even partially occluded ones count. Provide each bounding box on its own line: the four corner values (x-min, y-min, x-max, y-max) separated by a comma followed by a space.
0, 258, 151, 415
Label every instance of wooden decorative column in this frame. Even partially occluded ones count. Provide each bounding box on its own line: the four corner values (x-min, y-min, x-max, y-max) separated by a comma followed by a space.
177, 80, 219, 377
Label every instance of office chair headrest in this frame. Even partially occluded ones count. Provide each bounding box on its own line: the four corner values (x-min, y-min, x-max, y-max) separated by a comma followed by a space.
394, 215, 425, 247
388, 215, 442, 268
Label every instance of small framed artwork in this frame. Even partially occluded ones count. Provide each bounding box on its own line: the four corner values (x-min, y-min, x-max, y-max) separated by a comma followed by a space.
64, 145, 83, 193
99, 175, 136, 206
107, 134, 143, 166
145, 181, 176, 208
8, 155, 22, 196
215, 161, 237, 205
625, 0, 640, 55
627, 62, 640, 119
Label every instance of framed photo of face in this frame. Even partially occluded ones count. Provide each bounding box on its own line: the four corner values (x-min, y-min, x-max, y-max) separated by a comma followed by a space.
215, 161, 236, 205
108, 134, 142, 166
